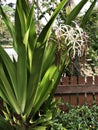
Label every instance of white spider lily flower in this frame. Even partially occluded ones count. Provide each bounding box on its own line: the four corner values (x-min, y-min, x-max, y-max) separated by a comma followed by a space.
55, 22, 88, 59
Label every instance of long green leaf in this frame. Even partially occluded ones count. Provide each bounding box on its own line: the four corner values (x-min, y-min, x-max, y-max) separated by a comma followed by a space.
0, 46, 18, 101
27, 5, 37, 47
15, 6, 23, 49
31, 65, 57, 116
25, 46, 45, 113
0, 81, 9, 104
66, 0, 88, 25
15, 0, 26, 47
40, 42, 56, 76
15, 0, 30, 50
26, 65, 57, 117
34, 65, 57, 104
27, 5, 37, 71
81, 0, 97, 27
0, 64, 20, 114
16, 44, 27, 113
38, 0, 67, 44
44, 51, 68, 109
23, 5, 37, 71
19, 0, 30, 17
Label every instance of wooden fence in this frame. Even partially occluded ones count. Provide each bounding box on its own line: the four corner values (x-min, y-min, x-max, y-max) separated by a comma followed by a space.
55, 76, 98, 111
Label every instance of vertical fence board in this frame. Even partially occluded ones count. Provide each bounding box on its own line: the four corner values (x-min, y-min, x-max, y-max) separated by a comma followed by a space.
86, 94, 93, 105
62, 77, 69, 85
70, 94, 77, 106
71, 76, 77, 84
78, 94, 85, 106
95, 76, 98, 85
78, 77, 85, 85
86, 76, 93, 85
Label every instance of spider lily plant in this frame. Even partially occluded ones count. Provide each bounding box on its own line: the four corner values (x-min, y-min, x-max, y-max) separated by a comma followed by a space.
0, 0, 94, 130
0, 0, 68, 129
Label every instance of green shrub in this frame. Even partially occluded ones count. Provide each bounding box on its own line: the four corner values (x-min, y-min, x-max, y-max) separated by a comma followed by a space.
48, 104, 98, 130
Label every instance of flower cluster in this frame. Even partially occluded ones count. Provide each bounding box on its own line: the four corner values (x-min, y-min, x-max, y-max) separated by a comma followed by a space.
55, 22, 88, 59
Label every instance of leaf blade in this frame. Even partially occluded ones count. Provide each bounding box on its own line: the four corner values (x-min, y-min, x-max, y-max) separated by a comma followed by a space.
81, 0, 97, 28
66, 0, 88, 25
38, 0, 67, 44
16, 44, 27, 113
0, 63, 20, 114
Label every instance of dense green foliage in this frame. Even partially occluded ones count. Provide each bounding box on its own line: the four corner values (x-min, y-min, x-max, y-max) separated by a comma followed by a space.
84, 8, 98, 67
49, 104, 98, 130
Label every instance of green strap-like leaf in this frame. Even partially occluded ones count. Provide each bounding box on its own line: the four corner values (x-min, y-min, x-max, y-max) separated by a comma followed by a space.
26, 45, 45, 109
32, 70, 60, 117
0, 80, 9, 104
15, 6, 23, 48
23, 5, 37, 71
15, 0, 27, 47
45, 51, 68, 108
19, 0, 30, 17
40, 42, 56, 76
0, 46, 18, 101
27, 5, 37, 47
16, 44, 27, 113
27, 5, 37, 71
15, 0, 30, 50
37, 0, 67, 44
66, 0, 88, 25
0, 63, 20, 114
33, 65, 57, 103
81, 0, 97, 28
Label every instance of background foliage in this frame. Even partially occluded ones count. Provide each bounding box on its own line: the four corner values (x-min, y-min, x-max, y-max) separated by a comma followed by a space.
0, 4, 14, 45
48, 104, 98, 130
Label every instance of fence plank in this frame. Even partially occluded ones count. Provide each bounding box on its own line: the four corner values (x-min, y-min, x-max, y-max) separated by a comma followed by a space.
71, 76, 77, 84
56, 85, 98, 94
95, 76, 98, 85
62, 77, 69, 85
70, 94, 77, 106
78, 94, 85, 106
86, 76, 93, 85
78, 77, 85, 85
86, 94, 93, 105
